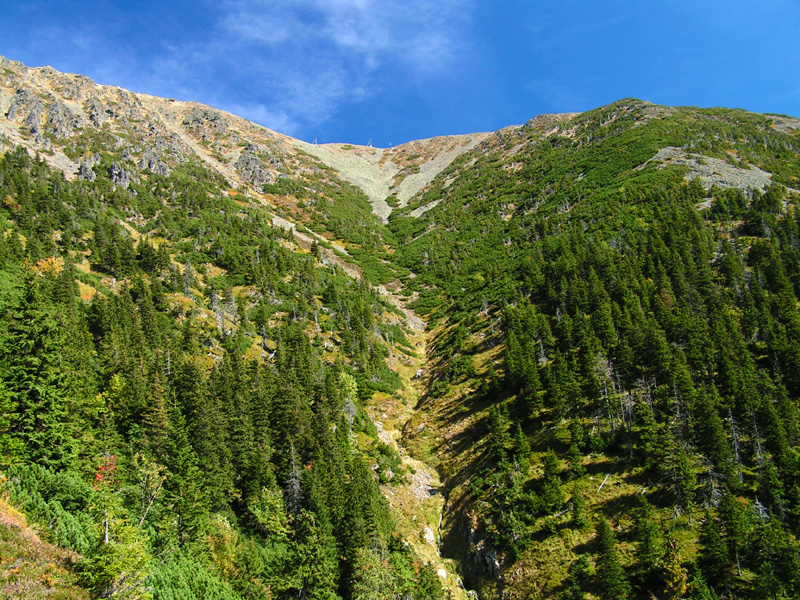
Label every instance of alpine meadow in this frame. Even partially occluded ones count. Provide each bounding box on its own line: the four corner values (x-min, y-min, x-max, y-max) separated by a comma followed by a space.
2, 54, 800, 600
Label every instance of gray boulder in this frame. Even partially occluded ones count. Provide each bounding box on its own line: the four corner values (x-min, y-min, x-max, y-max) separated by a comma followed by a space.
85, 98, 111, 127
139, 148, 170, 176
108, 162, 135, 188
47, 101, 77, 138
6, 89, 44, 132
78, 160, 96, 181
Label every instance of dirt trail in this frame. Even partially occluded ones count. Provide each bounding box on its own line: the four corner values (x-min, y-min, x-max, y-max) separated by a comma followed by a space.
366, 296, 467, 600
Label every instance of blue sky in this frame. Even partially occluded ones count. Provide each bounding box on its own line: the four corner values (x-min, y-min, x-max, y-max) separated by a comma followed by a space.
2, 1, 799, 147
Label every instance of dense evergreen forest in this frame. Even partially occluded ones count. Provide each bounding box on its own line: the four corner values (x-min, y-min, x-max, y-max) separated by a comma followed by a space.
388, 101, 800, 599
0, 146, 442, 600
4, 91, 800, 600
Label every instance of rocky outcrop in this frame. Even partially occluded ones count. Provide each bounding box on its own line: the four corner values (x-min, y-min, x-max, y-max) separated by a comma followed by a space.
234, 146, 279, 186
139, 148, 170, 176
52, 73, 94, 100
0, 56, 295, 186
638, 147, 774, 192
182, 107, 229, 134
151, 134, 188, 162
78, 153, 100, 181
108, 162, 135, 188
6, 91, 81, 141
47, 100, 78, 138
6, 89, 44, 132
78, 160, 96, 181
85, 98, 110, 127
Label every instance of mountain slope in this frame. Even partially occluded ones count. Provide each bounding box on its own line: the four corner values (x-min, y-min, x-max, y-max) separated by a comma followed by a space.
389, 99, 800, 599
0, 55, 452, 600
3, 54, 800, 600
0, 54, 490, 227
301, 133, 492, 221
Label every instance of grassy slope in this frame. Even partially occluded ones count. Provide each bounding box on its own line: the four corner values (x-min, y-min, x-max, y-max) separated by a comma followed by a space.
0, 488, 88, 600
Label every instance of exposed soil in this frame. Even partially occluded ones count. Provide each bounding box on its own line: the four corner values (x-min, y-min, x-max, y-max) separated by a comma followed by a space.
300, 134, 491, 221
638, 146, 774, 191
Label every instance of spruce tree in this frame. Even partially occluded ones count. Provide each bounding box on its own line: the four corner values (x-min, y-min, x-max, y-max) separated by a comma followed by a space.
0, 379, 24, 467
164, 403, 207, 548
291, 510, 340, 600
634, 498, 665, 577
0, 271, 72, 468
595, 515, 631, 600
687, 564, 718, 600
350, 546, 399, 600
571, 484, 589, 531
541, 447, 564, 513
698, 511, 729, 590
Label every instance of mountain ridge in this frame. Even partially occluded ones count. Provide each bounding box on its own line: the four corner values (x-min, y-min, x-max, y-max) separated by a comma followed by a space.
0, 54, 509, 224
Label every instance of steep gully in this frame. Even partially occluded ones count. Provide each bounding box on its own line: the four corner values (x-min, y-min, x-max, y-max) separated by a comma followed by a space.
290, 140, 484, 596
276, 219, 468, 596
264, 141, 474, 596
269, 193, 466, 594
279, 224, 469, 597
366, 294, 469, 600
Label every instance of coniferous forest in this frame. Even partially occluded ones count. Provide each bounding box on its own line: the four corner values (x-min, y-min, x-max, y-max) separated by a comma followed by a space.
0, 146, 442, 600
2, 61, 800, 600
388, 102, 800, 599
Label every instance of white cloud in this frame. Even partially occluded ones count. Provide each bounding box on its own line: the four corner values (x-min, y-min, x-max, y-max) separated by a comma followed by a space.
221, 0, 467, 63
8, 1, 475, 139
209, 0, 475, 134
222, 102, 300, 135
405, 32, 457, 75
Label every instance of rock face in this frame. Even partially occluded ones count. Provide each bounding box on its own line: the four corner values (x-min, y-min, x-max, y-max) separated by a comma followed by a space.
47, 100, 78, 138
182, 107, 229, 135
6, 89, 44, 132
139, 148, 170, 176
85, 98, 110, 127
108, 162, 135, 188
150, 134, 188, 163
234, 146, 279, 186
